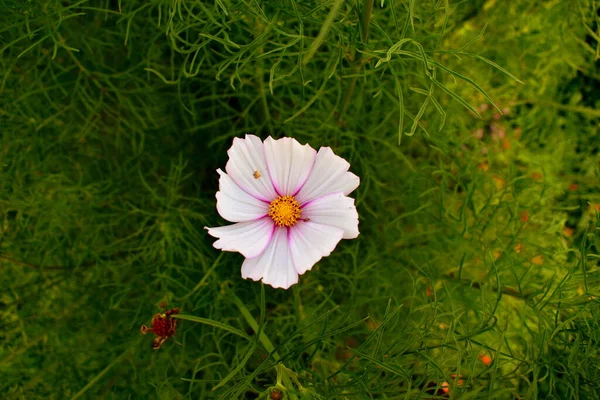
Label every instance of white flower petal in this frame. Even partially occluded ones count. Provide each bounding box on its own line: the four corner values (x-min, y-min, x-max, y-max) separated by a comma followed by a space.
301, 193, 359, 239
264, 137, 316, 196
241, 227, 298, 289
288, 222, 344, 275
225, 134, 278, 201
205, 218, 275, 258
295, 147, 360, 204
216, 169, 270, 222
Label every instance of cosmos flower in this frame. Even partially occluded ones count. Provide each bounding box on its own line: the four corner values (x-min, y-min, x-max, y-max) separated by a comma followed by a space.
206, 135, 360, 289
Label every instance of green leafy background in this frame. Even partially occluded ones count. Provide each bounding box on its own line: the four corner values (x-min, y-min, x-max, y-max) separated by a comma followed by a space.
1, 0, 599, 399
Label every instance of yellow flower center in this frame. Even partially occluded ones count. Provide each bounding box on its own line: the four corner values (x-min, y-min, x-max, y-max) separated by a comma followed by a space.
268, 196, 301, 227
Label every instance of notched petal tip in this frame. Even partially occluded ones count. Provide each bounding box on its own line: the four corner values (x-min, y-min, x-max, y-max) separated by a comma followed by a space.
244, 133, 261, 141
346, 225, 360, 239
241, 227, 299, 289
266, 278, 298, 290
289, 222, 344, 275
206, 220, 275, 258
215, 171, 270, 222
295, 147, 360, 203
349, 173, 360, 188
301, 192, 359, 239
225, 135, 278, 201
264, 136, 317, 196
260, 271, 298, 290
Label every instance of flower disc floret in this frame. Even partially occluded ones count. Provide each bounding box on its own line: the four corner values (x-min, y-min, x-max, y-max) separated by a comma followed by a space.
269, 196, 301, 227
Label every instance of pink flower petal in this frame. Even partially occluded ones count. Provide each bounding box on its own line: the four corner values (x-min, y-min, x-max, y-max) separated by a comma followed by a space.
295, 147, 360, 204
241, 227, 298, 289
264, 137, 316, 196
216, 169, 269, 222
301, 193, 359, 239
225, 134, 278, 201
205, 218, 275, 258
288, 222, 344, 275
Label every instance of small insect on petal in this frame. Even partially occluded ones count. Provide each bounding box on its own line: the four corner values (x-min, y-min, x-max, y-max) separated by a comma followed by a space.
253, 170, 261, 179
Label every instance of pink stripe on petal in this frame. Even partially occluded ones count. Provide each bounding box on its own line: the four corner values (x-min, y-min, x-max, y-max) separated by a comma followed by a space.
216, 169, 270, 222
225, 135, 278, 202
206, 217, 275, 258
241, 226, 298, 289
292, 154, 317, 197
264, 137, 316, 196
263, 140, 282, 197
288, 222, 344, 275
300, 192, 359, 239
299, 190, 343, 208
295, 147, 360, 205
228, 174, 272, 203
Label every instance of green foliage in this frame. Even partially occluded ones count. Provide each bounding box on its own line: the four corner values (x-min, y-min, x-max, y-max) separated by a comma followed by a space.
1, 0, 599, 398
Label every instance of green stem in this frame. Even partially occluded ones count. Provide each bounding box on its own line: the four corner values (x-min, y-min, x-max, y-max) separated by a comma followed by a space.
339, 0, 374, 121
360, 0, 374, 43
71, 349, 129, 400
303, 0, 345, 66
231, 292, 281, 361
255, 17, 273, 134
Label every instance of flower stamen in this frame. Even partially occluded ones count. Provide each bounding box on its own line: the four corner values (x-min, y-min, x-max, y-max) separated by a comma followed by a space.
269, 196, 301, 227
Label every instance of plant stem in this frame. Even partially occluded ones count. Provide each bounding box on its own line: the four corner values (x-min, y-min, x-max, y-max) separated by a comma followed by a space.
255, 17, 273, 134
360, 0, 374, 43
232, 292, 281, 361
303, 0, 345, 66
443, 272, 533, 300
339, 0, 374, 121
